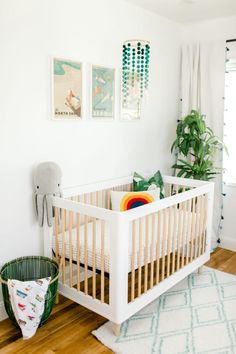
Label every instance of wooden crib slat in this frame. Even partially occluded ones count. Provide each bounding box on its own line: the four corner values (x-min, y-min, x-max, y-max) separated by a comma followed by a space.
198, 195, 204, 257
131, 220, 136, 301
144, 215, 149, 293
168, 184, 172, 197
84, 194, 88, 295
107, 190, 111, 210
138, 217, 143, 297
162, 208, 167, 281
171, 203, 178, 274
76, 212, 81, 291
96, 191, 99, 207
202, 195, 208, 254
150, 214, 155, 289
156, 211, 161, 285
101, 220, 105, 303
194, 196, 201, 259
54, 207, 59, 259
102, 190, 106, 209
190, 197, 196, 262
185, 199, 192, 265
92, 217, 96, 299
69, 211, 73, 288
181, 200, 187, 268
167, 206, 172, 277
176, 184, 179, 194
177, 202, 183, 271
62, 209, 66, 285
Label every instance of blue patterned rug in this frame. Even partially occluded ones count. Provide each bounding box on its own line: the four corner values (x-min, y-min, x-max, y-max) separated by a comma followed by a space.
92, 267, 236, 354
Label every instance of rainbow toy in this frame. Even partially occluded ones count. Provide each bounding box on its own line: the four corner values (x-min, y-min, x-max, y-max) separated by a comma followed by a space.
120, 192, 154, 211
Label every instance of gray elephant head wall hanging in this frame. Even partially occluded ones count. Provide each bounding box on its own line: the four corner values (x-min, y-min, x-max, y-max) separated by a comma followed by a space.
34, 162, 62, 227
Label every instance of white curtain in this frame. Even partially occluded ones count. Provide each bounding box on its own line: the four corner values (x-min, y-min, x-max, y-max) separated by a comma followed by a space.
181, 41, 226, 248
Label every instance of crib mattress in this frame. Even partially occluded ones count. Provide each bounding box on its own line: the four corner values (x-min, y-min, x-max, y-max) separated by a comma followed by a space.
53, 210, 197, 274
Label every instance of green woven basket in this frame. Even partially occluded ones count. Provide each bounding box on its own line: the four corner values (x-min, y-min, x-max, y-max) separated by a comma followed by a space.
0, 256, 59, 327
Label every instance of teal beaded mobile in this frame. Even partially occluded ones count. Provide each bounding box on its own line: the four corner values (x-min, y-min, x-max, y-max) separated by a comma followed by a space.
122, 40, 150, 103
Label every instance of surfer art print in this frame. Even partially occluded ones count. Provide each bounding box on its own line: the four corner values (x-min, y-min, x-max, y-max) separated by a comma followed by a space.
52, 58, 83, 119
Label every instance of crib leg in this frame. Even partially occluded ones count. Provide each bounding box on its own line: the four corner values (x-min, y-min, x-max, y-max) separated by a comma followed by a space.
55, 293, 59, 305
113, 323, 121, 337
198, 266, 203, 275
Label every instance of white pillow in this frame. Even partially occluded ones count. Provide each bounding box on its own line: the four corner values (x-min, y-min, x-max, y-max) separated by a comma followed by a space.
110, 189, 160, 211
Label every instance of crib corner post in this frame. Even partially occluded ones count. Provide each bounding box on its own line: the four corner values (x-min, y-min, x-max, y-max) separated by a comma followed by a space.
109, 213, 129, 325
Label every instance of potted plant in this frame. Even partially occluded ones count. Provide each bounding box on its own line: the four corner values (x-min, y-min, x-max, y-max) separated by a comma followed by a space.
171, 110, 225, 181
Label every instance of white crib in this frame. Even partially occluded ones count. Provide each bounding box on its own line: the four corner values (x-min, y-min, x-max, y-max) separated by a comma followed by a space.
43, 174, 214, 335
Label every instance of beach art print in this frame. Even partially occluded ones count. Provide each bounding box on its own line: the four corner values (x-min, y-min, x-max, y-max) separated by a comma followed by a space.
53, 58, 82, 119
91, 65, 115, 119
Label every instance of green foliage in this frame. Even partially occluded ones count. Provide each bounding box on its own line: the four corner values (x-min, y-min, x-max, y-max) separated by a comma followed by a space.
171, 110, 225, 181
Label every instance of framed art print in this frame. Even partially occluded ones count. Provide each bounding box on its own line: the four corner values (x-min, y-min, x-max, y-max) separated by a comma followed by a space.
53, 58, 83, 119
121, 71, 141, 121
91, 65, 115, 119
121, 96, 141, 121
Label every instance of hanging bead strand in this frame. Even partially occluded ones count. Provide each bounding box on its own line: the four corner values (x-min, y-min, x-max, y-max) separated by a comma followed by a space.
122, 39, 150, 104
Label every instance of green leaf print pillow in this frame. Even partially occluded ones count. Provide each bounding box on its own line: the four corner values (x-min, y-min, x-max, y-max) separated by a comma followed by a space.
133, 171, 165, 199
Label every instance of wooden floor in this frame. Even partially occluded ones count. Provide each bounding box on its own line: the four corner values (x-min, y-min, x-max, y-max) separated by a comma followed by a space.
1, 247, 236, 354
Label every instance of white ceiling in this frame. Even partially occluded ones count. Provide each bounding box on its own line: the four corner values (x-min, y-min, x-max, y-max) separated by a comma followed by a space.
124, 0, 236, 23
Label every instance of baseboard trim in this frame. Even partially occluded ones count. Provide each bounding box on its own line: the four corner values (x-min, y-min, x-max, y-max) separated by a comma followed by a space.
0, 301, 7, 322
220, 237, 236, 252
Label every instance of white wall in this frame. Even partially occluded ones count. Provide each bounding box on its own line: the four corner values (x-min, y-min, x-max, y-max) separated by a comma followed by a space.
182, 16, 236, 251
182, 16, 236, 41
0, 0, 182, 307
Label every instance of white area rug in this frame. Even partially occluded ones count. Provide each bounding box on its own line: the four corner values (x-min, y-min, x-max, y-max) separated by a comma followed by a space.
92, 267, 236, 354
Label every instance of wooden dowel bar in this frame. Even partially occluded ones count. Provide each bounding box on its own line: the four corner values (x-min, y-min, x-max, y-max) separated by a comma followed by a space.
168, 184, 172, 197
156, 211, 161, 285
84, 213, 88, 295
62, 209, 66, 285
76, 212, 81, 291
167, 207, 172, 277
161, 208, 166, 281
185, 199, 192, 265
171, 204, 178, 274
190, 197, 196, 262
144, 215, 149, 293
100, 220, 105, 303
194, 196, 201, 260
150, 214, 155, 289
107, 190, 111, 210
202, 195, 208, 253
176, 202, 183, 271
54, 207, 59, 259
102, 190, 106, 209
69, 211, 73, 288
181, 200, 187, 268
138, 217, 142, 297
131, 220, 136, 301
198, 195, 204, 257
92, 217, 96, 299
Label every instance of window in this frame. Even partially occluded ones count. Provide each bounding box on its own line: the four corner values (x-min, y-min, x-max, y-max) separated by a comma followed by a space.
224, 42, 236, 183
